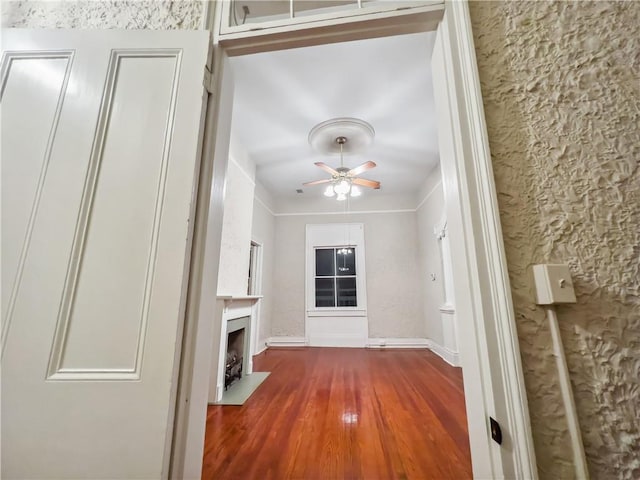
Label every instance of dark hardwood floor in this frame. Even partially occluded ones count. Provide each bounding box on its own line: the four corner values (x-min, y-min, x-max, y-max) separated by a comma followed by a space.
202, 348, 472, 480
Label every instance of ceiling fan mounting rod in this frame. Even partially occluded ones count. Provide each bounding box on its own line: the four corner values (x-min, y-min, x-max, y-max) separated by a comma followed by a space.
336, 136, 347, 169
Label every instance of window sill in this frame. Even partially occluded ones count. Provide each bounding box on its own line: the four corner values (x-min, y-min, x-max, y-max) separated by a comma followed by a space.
307, 309, 367, 317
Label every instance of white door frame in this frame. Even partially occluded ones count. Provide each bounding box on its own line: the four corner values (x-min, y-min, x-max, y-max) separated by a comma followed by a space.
171, 2, 537, 479
248, 238, 264, 355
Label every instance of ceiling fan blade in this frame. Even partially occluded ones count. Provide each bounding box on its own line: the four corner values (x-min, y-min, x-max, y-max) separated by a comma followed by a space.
314, 162, 339, 176
303, 178, 333, 186
353, 178, 381, 190
348, 161, 376, 176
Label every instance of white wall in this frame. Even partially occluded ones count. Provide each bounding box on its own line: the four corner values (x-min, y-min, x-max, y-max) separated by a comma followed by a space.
271, 215, 307, 337
271, 211, 423, 339
364, 212, 424, 338
274, 191, 418, 215
251, 183, 276, 349
416, 165, 446, 345
216, 139, 256, 295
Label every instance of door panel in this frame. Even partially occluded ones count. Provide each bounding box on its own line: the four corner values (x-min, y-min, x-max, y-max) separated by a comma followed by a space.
1, 29, 208, 479
1, 53, 72, 336
51, 51, 182, 378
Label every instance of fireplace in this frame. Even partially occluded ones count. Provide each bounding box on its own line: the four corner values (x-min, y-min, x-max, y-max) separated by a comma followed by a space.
223, 315, 250, 391
225, 328, 245, 389
212, 297, 260, 403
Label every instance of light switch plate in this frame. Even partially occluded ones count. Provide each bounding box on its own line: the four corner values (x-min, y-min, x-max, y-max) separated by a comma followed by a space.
532, 264, 577, 305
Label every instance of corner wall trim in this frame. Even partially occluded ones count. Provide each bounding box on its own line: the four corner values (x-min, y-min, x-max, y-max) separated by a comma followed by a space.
254, 343, 268, 355
253, 194, 276, 216
415, 180, 443, 211
229, 154, 256, 186
426, 339, 460, 367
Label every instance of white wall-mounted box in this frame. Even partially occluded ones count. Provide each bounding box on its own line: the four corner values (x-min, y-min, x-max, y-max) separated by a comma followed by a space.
532, 264, 577, 305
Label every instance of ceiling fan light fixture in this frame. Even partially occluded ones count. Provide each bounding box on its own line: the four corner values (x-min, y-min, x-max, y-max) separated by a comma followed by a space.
323, 185, 335, 197
334, 179, 351, 195
303, 119, 380, 200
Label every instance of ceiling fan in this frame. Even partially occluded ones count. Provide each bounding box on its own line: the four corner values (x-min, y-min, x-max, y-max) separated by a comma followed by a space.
304, 136, 381, 200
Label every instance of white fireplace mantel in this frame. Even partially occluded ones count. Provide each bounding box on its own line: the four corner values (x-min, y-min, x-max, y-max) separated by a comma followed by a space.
218, 295, 262, 313
211, 295, 262, 403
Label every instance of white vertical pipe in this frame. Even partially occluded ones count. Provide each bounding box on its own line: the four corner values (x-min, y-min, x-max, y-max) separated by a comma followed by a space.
546, 307, 590, 479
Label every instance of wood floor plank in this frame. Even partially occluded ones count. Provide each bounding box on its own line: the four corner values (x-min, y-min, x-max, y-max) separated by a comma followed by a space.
202, 348, 472, 480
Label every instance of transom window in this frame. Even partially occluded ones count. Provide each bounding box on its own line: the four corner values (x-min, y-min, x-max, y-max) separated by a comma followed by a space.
314, 247, 357, 308
226, 1, 405, 29
220, 1, 438, 40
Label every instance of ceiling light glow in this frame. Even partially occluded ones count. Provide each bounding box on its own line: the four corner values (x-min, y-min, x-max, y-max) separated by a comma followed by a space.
334, 179, 351, 195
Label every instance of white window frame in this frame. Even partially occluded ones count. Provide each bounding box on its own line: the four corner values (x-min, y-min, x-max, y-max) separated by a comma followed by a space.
218, 1, 443, 37
313, 246, 358, 309
305, 224, 367, 317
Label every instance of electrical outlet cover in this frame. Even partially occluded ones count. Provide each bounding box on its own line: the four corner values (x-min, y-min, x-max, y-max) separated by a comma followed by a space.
532, 264, 577, 305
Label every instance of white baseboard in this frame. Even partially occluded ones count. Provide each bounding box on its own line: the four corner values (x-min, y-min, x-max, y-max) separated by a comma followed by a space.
264, 336, 459, 368
309, 334, 366, 348
254, 342, 268, 355
366, 338, 429, 348
426, 339, 460, 367
266, 336, 308, 347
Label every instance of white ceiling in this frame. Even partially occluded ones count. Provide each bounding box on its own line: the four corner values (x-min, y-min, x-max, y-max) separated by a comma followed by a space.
229, 31, 440, 205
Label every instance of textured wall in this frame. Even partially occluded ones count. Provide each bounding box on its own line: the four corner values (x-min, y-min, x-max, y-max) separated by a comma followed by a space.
271, 215, 306, 337
1, 1, 204, 29
251, 190, 276, 348
363, 212, 424, 338
216, 158, 255, 296
271, 212, 424, 338
416, 167, 446, 345
469, 2, 640, 479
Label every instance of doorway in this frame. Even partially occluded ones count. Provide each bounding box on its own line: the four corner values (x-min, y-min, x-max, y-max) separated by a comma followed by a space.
172, 3, 537, 480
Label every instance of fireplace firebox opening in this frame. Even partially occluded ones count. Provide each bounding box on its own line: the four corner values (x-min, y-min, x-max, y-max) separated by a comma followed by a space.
225, 328, 245, 389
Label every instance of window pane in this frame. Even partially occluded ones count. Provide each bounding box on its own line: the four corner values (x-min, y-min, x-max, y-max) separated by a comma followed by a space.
294, 0, 357, 18
316, 248, 335, 276
229, 1, 290, 27
336, 277, 357, 307
315, 278, 335, 307
335, 247, 356, 276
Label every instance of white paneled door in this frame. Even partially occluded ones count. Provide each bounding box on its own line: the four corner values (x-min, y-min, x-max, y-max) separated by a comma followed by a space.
1, 29, 208, 479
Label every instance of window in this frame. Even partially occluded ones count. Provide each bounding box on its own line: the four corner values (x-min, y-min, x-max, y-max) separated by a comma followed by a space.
314, 247, 357, 308
305, 223, 367, 316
